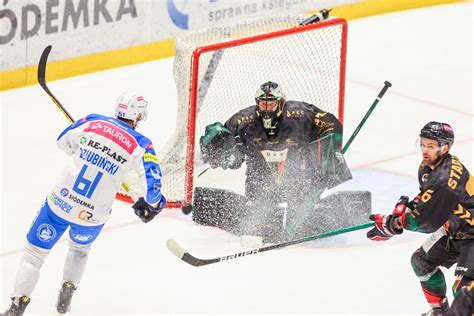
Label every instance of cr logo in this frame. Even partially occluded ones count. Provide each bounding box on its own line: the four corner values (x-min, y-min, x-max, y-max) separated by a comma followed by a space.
78, 210, 93, 221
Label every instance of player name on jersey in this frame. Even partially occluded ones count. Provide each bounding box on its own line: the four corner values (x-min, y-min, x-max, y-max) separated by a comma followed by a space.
79, 148, 119, 175
84, 139, 128, 164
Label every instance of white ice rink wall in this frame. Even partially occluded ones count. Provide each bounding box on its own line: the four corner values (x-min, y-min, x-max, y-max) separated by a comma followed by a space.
0, 0, 468, 91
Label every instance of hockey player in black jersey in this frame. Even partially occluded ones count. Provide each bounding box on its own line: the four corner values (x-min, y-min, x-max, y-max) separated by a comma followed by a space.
367, 121, 474, 316
192, 81, 369, 242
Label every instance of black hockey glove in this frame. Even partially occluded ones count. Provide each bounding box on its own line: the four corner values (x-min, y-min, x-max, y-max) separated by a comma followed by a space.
204, 141, 244, 170
367, 195, 411, 241
367, 214, 403, 241
220, 143, 245, 170
132, 196, 166, 223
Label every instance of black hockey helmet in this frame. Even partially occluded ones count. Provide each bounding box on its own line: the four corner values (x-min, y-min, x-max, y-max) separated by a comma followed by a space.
255, 81, 286, 132
419, 121, 454, 148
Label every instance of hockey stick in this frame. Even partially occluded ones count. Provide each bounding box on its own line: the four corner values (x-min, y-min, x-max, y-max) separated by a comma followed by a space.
166, 222, 373, 267
38, 46, 74, 123
342, 81, 392, 153
37, 45, 138, 201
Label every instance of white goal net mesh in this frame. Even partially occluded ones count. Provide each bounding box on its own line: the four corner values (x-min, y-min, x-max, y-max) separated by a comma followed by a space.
157, 14, 347, 205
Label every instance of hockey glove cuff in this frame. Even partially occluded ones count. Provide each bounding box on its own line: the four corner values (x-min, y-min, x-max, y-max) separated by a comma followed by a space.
407, 194, 421, 211
133, 196, 166, 223
390, 195, 419, 227
392, 196, 409, 216
367, 214, 403, 241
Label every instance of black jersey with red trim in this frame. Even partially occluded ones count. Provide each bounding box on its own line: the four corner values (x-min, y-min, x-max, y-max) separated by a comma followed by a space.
224, 100, 342, 200
401, 153, 474, 237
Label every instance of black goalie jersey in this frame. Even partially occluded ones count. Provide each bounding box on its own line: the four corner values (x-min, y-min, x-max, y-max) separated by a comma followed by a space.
223, 100, 342, 202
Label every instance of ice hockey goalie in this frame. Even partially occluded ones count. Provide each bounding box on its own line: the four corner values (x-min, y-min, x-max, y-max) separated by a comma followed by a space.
191, 81, 371, 243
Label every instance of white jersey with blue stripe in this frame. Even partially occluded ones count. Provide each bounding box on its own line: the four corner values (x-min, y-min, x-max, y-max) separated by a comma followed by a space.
47, 114, 164, 226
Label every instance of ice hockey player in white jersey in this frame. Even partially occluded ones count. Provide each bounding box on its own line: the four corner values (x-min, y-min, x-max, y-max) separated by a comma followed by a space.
1, 92, 166, 316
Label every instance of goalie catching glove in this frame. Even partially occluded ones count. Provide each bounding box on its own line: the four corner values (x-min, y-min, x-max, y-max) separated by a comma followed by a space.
367, 196, 410, 241
132, 196, 166, 223
200, 122, 244, 170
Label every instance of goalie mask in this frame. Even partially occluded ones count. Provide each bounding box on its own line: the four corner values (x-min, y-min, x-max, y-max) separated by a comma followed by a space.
255, 81, 286, 133
115, 91, 148, 128
419, 121, 454, 148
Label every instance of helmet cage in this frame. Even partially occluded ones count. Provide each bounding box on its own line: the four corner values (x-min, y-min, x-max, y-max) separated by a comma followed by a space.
255, 81, 286, 130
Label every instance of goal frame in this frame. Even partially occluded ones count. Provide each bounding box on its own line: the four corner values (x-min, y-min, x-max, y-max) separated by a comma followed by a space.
182, 17, 348, 207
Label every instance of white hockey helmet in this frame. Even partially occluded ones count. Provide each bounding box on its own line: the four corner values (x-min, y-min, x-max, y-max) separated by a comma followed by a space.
115, 92, 148, 127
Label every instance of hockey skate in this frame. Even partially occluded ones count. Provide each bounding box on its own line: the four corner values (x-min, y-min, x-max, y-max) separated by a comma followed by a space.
56, 281, 76, 314
421, 298, 449, 316
1, 296, 30, 316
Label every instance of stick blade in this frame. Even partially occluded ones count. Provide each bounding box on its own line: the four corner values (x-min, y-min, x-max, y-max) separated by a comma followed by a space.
38, 45, 52, 87
166, 239, 186, 259
165, 239, 218, 267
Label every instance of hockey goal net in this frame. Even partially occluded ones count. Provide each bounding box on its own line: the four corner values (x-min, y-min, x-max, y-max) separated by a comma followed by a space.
119, 14, 347, 207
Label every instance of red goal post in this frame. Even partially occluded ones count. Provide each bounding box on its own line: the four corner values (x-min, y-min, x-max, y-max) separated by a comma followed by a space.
119, 14, 347, 208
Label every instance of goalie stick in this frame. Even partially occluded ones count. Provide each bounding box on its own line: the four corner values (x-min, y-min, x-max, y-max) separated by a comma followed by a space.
167, 222, 374, 267
37, 45, 138, 201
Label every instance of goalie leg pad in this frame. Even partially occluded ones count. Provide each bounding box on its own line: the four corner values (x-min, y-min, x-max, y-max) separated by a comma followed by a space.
289, 190, 372, 238
192, 187, 248, 234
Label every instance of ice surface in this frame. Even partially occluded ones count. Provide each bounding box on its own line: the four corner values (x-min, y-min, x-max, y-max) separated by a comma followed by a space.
1, 3, 472, 315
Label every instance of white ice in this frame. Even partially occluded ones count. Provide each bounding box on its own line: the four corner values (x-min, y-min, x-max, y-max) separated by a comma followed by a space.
1, 3, 473, 315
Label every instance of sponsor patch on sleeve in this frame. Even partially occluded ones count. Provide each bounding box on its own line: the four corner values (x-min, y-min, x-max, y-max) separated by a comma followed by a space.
144, 153, 159, 164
